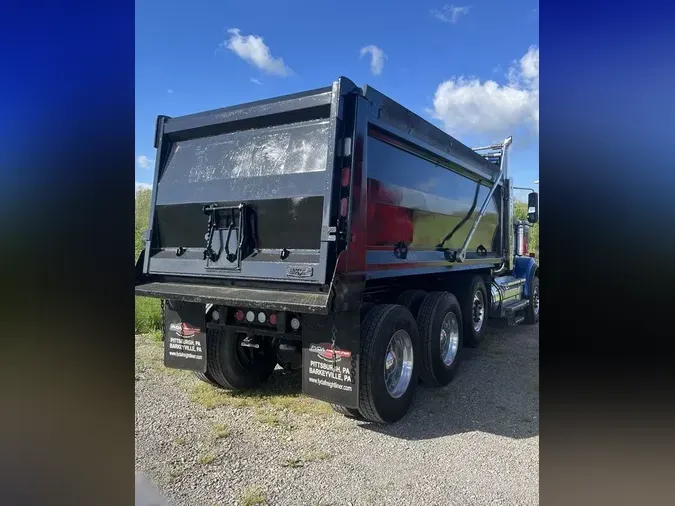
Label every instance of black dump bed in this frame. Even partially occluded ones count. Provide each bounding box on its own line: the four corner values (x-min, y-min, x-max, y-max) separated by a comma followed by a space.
136, 77, 503, 311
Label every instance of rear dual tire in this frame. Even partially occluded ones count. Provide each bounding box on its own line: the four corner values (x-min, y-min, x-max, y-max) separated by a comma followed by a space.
357, 305, 420, 424
194, 329, 277, 390
335, 294, 467, 423
417, 292, 464, 387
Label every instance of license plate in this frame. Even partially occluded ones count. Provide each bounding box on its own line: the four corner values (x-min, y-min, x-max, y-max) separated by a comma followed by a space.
163, 301, 207, 372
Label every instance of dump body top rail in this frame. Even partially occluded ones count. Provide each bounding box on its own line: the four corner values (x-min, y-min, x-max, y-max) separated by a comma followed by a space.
361, 85, 500, 182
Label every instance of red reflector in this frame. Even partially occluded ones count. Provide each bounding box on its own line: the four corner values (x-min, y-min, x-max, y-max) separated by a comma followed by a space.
269, 313, 277, 325
234, 309, 245, 321
341, 167, 350, 187
340, 197, 348, 217
529, 252, 536, 258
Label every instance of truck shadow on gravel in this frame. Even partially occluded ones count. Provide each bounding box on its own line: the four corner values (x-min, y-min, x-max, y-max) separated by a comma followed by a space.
360, 322, 539, 441
195, 323, 538, 439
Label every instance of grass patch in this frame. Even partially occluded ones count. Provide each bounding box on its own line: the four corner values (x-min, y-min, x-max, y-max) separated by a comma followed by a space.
240, 487, 266, 506
134, 335, 164, 374
281, 457, 304, 468
173, 437, 186, 446
148, 329, 163, 342
165, 367, 189, 378
213, 423, 230, 439
303, 450, 331, 462
188, 378, 333, 418
135, 296, 162, 334
267, 394, 334, 416
198, 452, 216, 465
190, 383, 254, 409
255, 409, 280, 426
169, 465, 185, 478
281, 450, 331, 469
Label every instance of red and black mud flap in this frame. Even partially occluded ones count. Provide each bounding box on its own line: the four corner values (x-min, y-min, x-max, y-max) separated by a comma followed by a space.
301, 311, 360, 409
163, 301, 207, 373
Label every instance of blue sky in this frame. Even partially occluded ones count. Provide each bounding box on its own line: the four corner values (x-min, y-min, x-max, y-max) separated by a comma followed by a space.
135, 0, 539, 197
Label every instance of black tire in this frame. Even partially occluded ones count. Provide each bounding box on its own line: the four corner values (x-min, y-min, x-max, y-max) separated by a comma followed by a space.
417, 292, 463, 387
359, 304, 419, 424
396, 290, 427, 319
524, 276, 540, 324
193, 370, 222, 388
458, 276, 488, 348
330, 404, 364, 420
205, 329, 278, 390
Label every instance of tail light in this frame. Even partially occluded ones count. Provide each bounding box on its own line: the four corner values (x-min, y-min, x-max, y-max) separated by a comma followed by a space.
340, 198, 349, 217
269, 313, 277, 325
341, 167, 350, 187
234, 309, 245, 321
257, 312, 266, 324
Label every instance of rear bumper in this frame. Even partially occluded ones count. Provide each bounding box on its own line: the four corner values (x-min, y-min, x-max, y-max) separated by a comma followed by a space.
135, 280, 331, 314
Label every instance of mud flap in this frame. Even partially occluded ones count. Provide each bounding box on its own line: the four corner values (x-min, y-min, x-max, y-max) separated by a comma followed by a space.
301, 311, 360, 408
163, 301, 207, 372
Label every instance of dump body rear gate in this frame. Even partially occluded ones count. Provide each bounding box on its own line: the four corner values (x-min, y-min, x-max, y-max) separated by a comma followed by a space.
141, 81, 356, 287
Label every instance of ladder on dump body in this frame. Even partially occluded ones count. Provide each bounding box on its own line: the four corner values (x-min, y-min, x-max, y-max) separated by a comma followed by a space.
449, 137, 512, 263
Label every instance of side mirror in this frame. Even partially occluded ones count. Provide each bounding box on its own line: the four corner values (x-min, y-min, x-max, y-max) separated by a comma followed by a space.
527, 192, 539, 224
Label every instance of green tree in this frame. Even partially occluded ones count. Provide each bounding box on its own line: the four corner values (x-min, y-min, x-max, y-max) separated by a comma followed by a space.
135, 188, 161, 334
513, 200, 539, 257
135, 188, 152, 258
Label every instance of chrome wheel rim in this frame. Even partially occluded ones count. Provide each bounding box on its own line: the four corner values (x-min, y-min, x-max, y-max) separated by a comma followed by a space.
439, 312, 460, 366
384, 329, 414, 398
533, 286, 540, 315
472, 291, 485, 333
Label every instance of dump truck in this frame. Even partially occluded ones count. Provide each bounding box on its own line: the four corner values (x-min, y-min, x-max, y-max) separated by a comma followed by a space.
135, 77, 540, 424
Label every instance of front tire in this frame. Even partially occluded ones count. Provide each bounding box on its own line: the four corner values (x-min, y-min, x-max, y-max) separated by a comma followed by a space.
524, 276, 540, 324
417, 292, 463, 387
458, 276, 488, 348
205, 329, 277, 390
358, 305, 419, 424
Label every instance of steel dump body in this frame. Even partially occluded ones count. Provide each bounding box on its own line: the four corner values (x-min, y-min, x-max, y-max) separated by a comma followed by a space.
136, 77, 506, 312
135, 77, 536, 413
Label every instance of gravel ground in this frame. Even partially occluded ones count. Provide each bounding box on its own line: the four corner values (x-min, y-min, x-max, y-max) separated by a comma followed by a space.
135, 322, 538, 506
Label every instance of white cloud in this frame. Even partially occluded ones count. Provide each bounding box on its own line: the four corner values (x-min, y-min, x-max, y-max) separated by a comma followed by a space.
432, 5, 471, 23
224, 28, 292, 76
429, 45, 539, 138
250, 77, 263, 85
137, 155, 154, 169
135, 181, 152, 193
360, 45, 386, 76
